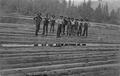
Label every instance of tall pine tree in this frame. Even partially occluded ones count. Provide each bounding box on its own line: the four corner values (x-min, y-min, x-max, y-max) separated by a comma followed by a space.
94, 3, 103, 22
103, 3, 109, 21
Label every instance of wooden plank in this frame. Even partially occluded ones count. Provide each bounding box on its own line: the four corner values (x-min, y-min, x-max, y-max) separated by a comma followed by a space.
1, 62, 119, 76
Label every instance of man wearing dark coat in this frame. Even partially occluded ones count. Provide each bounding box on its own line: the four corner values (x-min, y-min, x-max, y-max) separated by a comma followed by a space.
42, 14, 49, 36
77, 19, 83, 36
62, 17, 68, 35
83, 18, 89, 37
74, 19, 79, 36
34, 13, 42, 36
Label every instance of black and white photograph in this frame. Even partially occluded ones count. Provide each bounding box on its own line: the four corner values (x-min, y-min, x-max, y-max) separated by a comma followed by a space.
0, 0, 120, 76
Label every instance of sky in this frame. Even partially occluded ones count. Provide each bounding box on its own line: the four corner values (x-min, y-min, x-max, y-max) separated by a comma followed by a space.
66, 0, 98, 5
66, 0, 119, 2
66, 0, 119, 5
66, 0, 98, 2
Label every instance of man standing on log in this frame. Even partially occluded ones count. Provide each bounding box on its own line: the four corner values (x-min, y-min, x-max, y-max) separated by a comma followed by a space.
83, 18, 89, 37
77, 18, 83, 36
42, 14, 49, 36
74, 19, 79, 36
71, 18, 75, 36
62, 17, 68, 35
67, 17, 72, 36
57, 16, 63, 38
34, 13, 42, 36
50, 15, 56, 33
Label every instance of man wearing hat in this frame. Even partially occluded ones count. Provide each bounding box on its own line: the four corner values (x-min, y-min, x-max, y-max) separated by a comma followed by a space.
50, 15, 56, 33
77, 18, 83, 36
34, 13, 42, 36
62, 17, 68, 35
42, 14, 49, 36
71, 18, 75, 36
74, 19, 79, 36
67, 17, 72, 36
57, 16, 64, 38
83, 18, 89, 37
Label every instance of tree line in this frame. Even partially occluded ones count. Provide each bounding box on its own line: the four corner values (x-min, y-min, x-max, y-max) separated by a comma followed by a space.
0, 0, 120, 24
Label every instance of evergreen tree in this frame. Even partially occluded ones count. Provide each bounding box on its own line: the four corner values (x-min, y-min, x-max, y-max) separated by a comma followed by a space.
94, 3, 103, 22
110, 9, 117, 23
68, 0, 72, 8
110, 9, 117, 19
103, 3, 109, 21
0, 0, 8, 8
86, 0, 94, 20
80, 0, 87, 18
116, 8, 120, 19
0, 0, 119, 24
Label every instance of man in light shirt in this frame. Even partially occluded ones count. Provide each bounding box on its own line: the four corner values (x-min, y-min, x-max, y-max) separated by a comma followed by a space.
50, 15, 56, 33
57, 16, 64, 38
71, 18, 75, 36
67, 17, 72, 36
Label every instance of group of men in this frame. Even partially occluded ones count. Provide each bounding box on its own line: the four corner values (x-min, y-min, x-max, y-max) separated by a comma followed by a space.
33, 13, 89, 38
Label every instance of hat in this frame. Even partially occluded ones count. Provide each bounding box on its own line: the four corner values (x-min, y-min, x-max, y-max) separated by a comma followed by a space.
80, 18, 84, 21
38, 12, 41, 16
85, 18, 88, 21
52, 15, 55, 17
85, 17, 89, 21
